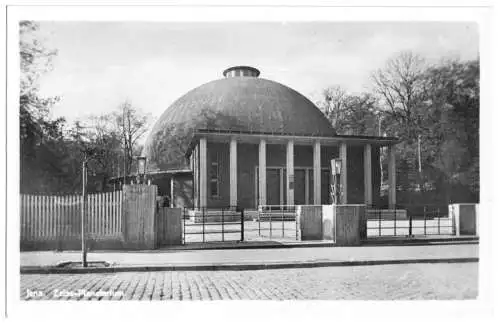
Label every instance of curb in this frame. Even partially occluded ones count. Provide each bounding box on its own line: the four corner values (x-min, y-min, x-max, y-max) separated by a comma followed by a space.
170, 238, 479, 251
359, 240, 478, 247
134, 239, 479, 252
20, 257, 479, 274
20, 238, 479, 253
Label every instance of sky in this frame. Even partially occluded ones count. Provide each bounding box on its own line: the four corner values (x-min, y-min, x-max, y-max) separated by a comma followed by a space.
35, 21, 479, 124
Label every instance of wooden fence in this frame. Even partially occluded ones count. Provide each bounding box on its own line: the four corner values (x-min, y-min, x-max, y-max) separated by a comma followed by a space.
20, 191, 123, 247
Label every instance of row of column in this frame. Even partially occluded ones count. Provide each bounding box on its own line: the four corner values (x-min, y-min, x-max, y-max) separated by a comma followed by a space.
197, 137, 396, 208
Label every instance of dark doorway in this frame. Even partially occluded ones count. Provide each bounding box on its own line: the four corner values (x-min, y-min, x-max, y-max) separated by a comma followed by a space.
266, 168, 282, 206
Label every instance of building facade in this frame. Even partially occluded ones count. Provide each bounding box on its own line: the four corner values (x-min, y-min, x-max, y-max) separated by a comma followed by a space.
143, 66, 399, 210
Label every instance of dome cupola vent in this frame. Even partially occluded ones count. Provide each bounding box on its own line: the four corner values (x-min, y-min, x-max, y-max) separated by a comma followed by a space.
223, 66, 260, 78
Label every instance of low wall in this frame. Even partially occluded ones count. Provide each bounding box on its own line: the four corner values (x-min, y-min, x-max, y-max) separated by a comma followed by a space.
297, 206, 323, 240
156, 207, 182, 246
297, 204, 365, 245
335, 205, 365, 246
449, 204, 479, 236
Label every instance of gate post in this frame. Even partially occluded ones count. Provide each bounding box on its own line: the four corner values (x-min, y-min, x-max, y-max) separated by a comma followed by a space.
409, 212, 413, 237
358, 204, 367, 240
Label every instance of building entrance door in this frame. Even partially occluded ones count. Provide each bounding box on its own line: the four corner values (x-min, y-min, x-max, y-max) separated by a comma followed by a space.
255, 167, 311, 207
294, 169, 306, 205
266, 168, 282, 206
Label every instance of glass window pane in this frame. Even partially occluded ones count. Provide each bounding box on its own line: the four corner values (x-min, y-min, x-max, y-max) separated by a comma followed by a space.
210, 180, 218, 196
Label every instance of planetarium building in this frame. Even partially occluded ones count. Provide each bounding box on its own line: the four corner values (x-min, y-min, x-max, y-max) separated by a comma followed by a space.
143, 66, 399, 210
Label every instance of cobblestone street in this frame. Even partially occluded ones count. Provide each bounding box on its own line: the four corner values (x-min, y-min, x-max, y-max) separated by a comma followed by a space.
21, 262, 478, 300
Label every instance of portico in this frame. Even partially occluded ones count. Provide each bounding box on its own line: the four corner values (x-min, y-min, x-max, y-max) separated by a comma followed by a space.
187, 129, 399, 210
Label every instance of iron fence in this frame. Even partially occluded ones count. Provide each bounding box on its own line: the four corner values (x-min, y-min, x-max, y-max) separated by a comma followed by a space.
182, 206, 244, 244
366, 204, 454, 238
257, 205, 299, 240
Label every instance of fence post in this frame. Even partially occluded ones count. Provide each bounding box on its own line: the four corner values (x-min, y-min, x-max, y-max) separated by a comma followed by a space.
240, 208, 244, 242
424, 206, 427, 235
282, 207, 285, 238
378, 208, 381, 237
269, 207, 272, 239
438, 207, 441, 235
98, 192, 102, 237
112, 191, 116, 236
222, 208, 225, 242
394, 208, 397, 236
47, 195, 51, 240
409, 211, 413, 237
57, 196, 62, 251
40, 195, 45, 239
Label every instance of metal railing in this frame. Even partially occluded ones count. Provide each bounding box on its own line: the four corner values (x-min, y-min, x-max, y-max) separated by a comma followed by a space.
182, 206, 244, 244
366, 204, 454, 238
257, 205, 299, 240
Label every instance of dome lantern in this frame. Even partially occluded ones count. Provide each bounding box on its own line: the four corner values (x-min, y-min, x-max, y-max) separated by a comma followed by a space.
223, 66, 260, 78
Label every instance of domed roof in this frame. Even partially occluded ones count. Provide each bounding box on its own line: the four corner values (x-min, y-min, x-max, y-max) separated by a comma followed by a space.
150, 75, 334, 136
143, 66, 335, 170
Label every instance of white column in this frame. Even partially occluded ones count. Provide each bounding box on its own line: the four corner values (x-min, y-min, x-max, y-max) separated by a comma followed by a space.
286, 140, 295, 206
364, 144, 373, 206
229, 138, 238, 208
313, 141, 321, 205
199, 137, 208, 208
258, 139, 267, 207
340, 143, 348, 204
388, 144, 397, 209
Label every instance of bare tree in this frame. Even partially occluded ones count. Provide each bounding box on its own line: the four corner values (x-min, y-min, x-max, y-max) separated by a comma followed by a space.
79, 101, 151, 181
318, 85, 350, 130
113, 101, 151, 176
82, 114, 122, 178
318, 85, 379, 136
371, 51, 428, 137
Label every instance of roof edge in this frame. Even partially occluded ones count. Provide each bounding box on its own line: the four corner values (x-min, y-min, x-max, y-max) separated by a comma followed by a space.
184, 128, 400, 158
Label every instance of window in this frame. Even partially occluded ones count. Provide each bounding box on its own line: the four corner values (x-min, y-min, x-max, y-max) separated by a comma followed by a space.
210, 161, 220, 197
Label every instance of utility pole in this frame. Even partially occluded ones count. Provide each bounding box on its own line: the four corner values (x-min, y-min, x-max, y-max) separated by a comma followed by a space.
378, 114, 384, 190
81, 158, 88, 267
417, 134, 422, 174
417, 134, 422, 193
122, 103, 127, 188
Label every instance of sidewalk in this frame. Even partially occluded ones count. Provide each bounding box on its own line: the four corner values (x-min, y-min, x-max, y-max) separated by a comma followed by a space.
20, 242, 479, 274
